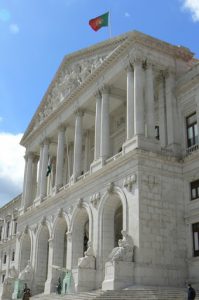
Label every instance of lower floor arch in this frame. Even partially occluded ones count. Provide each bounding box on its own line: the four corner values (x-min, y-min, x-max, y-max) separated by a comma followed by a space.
34, 225, 50, 294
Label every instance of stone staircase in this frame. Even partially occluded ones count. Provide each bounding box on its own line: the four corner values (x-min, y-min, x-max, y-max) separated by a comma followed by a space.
31, 286, 199, 300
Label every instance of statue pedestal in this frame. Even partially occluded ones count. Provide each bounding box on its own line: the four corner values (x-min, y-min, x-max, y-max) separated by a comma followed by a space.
102, 261, 134, 290
73, 268, 96, 292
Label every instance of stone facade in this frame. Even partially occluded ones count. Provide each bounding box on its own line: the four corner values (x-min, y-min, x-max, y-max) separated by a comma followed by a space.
0, 30, 199, 299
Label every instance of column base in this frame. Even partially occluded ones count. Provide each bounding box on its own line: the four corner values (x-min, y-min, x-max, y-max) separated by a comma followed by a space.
102, 261, 134, 291
123, 135, 160, 154
90, 158, 104, 173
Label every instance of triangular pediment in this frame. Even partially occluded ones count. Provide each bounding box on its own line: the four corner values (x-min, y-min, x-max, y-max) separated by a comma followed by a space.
25, 34, 129, 137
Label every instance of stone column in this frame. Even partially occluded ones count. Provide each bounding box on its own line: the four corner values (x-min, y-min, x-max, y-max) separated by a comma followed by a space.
145, 61, 155, 138
126, 64, 134, 140
158, 72, 167, 147
165, 71, 179, 147
84, 130, 91, 172
32, 155, 39, 201
23, 152, 34, 209
73, 111, 84, 180
21, 155, 28, 209
134, 58, 144, 135
40, 139, 49, 199
36, 144, 44, 198
68, 142, 74, 180
100, 86, 110, 161
94, 92, 102, 160
55, 125, 66, 190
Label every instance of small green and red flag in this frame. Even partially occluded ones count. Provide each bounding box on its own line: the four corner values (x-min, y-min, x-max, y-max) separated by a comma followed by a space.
89, 12, 109, 31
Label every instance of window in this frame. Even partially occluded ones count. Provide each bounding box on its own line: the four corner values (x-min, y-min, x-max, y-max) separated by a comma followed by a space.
14, 221, 17, 235
12, 251, 15, 261
186, 112, 198, 148
0, 226, 2, 241
2, 274, 5, 283
191, 180, 199, 200
3, 254, 6, 264
192, 222, 199, 257
6, 221, 10, 238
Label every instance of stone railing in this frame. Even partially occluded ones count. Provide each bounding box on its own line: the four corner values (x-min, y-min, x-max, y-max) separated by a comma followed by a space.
106, 151, 122, 164
185, 144, 199, 156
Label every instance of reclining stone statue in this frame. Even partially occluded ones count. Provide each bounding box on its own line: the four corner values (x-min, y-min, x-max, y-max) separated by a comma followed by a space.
108, 230, 134, 262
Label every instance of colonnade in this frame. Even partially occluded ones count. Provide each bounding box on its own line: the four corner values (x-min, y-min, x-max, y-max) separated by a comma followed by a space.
21, 58, 177, 211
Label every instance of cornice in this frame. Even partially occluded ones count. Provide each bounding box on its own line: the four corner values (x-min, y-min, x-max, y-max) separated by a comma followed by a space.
21, 31, 195, 146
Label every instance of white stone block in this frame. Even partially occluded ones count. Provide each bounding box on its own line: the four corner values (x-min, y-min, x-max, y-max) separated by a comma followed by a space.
102, 261, 134, 290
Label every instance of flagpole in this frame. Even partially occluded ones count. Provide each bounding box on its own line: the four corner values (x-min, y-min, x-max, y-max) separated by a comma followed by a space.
109, 10, 112, 39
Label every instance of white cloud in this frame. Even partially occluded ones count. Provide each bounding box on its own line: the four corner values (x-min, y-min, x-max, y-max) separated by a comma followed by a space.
124, 12, 131, 17
9, 23, 20, 34
0, 132, 25, 206
182, 0, 199, 21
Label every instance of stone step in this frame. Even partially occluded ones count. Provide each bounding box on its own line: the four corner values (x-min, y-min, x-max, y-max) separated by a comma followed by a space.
31, 288, 199, 300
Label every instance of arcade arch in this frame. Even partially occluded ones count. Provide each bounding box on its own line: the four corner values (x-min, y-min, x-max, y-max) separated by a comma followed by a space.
71, 207, 90, 267
19, 232, 31, 272
34, 225, 50, 293
99, 188, 128, 267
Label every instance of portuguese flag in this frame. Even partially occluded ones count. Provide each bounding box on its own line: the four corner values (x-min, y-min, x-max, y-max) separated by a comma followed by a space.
89, 12, 109, 31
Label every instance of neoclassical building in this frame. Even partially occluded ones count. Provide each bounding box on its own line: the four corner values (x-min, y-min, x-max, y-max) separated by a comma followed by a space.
0, 30, 199, 299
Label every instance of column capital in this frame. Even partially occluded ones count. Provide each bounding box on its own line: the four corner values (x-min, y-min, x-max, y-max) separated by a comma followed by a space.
43, 138, 50, 145
75, 109, 84, 117
58, 124, 66, 132
94, 90, 101, 99
33, 154, 39, 163
100, 84, 110, 95
24, 151, 35, 160
133, 56, 143, 66
145, 59, 154, 69
125, 62, 133, 72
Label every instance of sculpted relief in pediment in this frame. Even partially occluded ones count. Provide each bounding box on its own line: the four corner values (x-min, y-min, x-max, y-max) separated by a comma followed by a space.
34, 55, 106, 130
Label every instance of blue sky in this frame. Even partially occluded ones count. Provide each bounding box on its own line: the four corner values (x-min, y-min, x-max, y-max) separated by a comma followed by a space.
0, 0, 198, 206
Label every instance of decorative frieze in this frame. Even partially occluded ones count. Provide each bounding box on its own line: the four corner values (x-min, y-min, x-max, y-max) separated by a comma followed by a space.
33, 55, 106, 129
90, 192, 101, 208
142, 174, 159, 190
40, 216, 46, 226
77, 198, 83, 209
123, 174, 137, 191
66, 206, 73, 215
107, 182, 114, 193
57, 207, 63, 218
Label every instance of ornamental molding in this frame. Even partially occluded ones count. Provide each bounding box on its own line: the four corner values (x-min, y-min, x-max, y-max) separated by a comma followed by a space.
142, 174, 159, 190
57, 207, 63, 218
90, 192, 101, 208
107, 182, 114, 194
77, 198, 83, 209
123, 174, 137, 191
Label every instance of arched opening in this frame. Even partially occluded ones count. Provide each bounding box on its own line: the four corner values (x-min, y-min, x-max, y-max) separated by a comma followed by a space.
101, 194, 123, 265
72, 208, 89, 267
114, 205, 123, 247
35, 225, 49, 293
20, 233, 31, 271
52, 218, 68, 285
